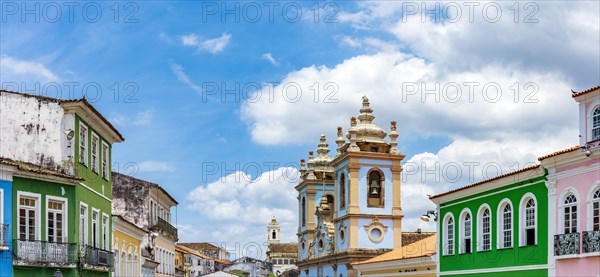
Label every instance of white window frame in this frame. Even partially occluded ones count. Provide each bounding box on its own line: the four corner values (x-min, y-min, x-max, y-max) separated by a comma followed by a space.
560, 189, 580, 234
587, 181, 600, 232
442, 213, 454, 256
80, 202, 89, 246
46, 195, 68, 243
497, 198, 513, 249
79, 123, 88, 166
458, 208, 472, 254
91, 133, 99, 173
102, 213, 109, 250
590, 104, 600, 142
92, 208, 100, 248
17, 191, 41, 241
477, 204, 492, 252
102, 141, 109, 180
114, 239, 120, 277
519, 193, 538, 246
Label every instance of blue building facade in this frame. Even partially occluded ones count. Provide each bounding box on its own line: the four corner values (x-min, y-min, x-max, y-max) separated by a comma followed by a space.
0, 164, 15, 277
296, 97, 406, 277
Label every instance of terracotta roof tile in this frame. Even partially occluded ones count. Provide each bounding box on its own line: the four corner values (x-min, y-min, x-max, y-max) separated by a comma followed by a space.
352, 234, 437, 265
430, 165, 541, 199
0, 157, 82, 182
179, 242, 223, 252
571, 85, 600, 98
268, 243, 298, 253
538, 145, 581, 161
176, 244, 212, 260
401, 232, 436, 246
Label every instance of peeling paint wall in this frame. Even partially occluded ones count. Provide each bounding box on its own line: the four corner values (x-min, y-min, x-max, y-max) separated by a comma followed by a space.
112, 172, 153, 257
0, 92, 73, 168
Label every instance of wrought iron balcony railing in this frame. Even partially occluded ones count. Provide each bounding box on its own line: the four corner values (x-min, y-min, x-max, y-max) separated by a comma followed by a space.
13, 239, 78, 266
0, 224, 9, 250
583, 230, 600, 253
554, 233, 580, 256
154, 217, 178, 240
81, 245, 114, 270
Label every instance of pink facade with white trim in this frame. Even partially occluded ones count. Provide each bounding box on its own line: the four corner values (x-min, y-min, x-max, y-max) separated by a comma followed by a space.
541, 86, 600, 277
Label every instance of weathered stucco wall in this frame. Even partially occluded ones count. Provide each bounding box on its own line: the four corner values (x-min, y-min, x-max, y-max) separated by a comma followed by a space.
112, 172, 150, 230
0, 92, 72, 167
112, 172, 154, 257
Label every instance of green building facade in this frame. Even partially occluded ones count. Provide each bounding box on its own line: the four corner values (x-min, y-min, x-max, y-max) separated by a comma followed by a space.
3, 91, 124, 276
429, 166, 549, 277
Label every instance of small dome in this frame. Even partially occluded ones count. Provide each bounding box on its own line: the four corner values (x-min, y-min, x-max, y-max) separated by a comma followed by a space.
346, 96, 387, 143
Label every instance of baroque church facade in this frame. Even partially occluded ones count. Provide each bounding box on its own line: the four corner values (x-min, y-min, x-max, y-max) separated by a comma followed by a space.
295, 96, 405, 277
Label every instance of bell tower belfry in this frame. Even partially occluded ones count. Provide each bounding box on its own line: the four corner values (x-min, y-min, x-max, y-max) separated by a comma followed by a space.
332, 96, 405, 252
296, 96, 406, 277
268, 217, 281, 245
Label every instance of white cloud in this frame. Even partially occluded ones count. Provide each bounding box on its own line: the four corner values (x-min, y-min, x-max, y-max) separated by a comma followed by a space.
341, 2, 599, 84
181, 33, 231, 54
241, 51, 575, 146
170, 62, 202, 93
133, 109, 154, 126
0, 55, 59, 84
137, 160, 175, 172
261, 53, 279, 66
109, 109, 154, 127
185, 167, 300, 258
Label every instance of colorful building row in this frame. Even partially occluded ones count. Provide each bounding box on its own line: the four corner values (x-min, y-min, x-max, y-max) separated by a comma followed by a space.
0, 89, 184, 277
1, 89, 124, 277
429, 85, 600, 277
294, 86, 599, 276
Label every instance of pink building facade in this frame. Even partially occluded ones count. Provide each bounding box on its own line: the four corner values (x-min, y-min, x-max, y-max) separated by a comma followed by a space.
540, 85, 600, 277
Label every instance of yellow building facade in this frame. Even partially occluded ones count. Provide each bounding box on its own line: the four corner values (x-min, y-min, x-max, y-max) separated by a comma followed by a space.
113, 215, 146, 277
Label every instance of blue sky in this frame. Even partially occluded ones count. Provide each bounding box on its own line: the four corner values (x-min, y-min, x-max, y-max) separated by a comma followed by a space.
2, 1, 599, 259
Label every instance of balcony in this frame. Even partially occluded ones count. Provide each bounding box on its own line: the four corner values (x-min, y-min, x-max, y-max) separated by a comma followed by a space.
0, 224, 9, 250
80, 245, 114, 271
554, 233, 580, 256
13, 239, 77, 267
153, 217, 178, 241
583, 230, 600, 253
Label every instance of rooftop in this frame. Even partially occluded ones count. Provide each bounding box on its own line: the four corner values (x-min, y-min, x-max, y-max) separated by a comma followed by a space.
112, 171, 178, 205
538, 145, 581, 161
352, 234, 437, 265
429, 164, 541, 199
0, 157, 82, 182
268, 243, 298, 254
571, 84, 600, 98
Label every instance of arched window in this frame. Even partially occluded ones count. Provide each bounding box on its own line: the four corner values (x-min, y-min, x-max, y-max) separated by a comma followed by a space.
519, 196, 537, 246
592, 188, 600, 231
478, 206, 491, 251
339, 173, 346, 209
301, 196, 306, 227
326, 194, 335, 221
498, 200, 513, 249
367, 169, 384, 207
134, 254, 139, 276
114, 250, 120, 277
121, 252, 126, 276
128, 254, 133, 277
272, 230, 277, 239
592, 106, 600, 141
443, 213, 454, 256
459, 211, 472, 254
564, 194, 578, 234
